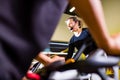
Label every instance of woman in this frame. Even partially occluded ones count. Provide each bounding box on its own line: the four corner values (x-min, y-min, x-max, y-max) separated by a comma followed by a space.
65, 16, 97, 60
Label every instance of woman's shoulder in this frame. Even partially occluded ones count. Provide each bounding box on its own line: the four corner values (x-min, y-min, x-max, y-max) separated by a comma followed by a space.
82, 28, 88, 31
82, 28, 89, 33
82, 28, 91, 36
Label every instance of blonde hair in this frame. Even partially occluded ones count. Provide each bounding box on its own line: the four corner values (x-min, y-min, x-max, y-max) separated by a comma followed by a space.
66, 16, 84, 28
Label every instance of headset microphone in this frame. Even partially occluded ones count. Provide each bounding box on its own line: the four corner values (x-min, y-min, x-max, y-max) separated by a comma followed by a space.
70, 27, 73, 30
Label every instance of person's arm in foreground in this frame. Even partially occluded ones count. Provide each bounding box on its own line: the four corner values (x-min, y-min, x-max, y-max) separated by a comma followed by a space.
35, 52, 65, 66
69, 0, 120, 55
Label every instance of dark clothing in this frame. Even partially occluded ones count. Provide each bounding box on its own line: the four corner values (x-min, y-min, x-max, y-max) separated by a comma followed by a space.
0, 0, 68, 79
65, 28, 97, 60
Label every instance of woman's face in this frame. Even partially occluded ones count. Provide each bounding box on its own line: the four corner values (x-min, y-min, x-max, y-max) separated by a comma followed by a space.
66, 19, 79, 32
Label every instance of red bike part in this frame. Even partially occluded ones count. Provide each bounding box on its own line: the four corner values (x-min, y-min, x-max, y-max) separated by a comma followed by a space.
26, 72, 41, 80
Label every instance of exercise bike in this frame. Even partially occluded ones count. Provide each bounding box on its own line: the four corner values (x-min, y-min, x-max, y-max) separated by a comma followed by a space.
26, 38, 120, 80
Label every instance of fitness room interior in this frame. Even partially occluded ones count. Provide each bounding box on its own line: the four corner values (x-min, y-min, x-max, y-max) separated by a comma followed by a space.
24, 0, 120, 80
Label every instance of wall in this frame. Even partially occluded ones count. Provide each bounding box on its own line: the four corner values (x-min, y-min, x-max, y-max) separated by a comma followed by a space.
102, 0, 120, 34
51, 14, 73, 42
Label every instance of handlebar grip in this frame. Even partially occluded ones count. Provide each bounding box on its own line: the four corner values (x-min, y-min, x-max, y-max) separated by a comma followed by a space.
65, 58, 75, 64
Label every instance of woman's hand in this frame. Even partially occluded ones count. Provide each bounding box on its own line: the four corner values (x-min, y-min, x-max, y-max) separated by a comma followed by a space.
108, 33, 120, 55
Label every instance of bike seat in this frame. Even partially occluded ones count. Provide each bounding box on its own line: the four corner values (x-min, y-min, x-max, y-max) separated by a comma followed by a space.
86, 49, 119, 67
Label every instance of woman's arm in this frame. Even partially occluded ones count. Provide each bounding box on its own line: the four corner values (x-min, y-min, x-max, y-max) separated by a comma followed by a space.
65, 43, 75, 60
35, 52, 65, 66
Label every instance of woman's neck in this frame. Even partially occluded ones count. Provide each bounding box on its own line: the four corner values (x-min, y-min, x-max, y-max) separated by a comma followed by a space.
74, 28, 82, 37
